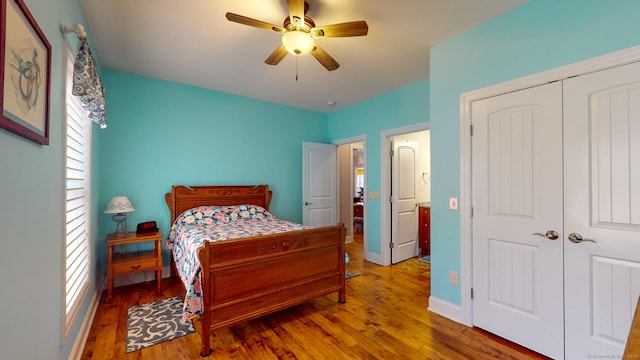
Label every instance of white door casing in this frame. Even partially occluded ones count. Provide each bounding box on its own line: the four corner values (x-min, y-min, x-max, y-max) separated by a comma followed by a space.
471, 62, 640, 359
458, 45, 640, 357
302, 142, 337, 227
391, 139, 419, 264
471, 82, 564, 359
563, 61, 640, 359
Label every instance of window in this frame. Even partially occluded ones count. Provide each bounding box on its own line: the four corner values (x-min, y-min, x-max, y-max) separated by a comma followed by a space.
355, 168, 364, 196
64, 45, 92, 338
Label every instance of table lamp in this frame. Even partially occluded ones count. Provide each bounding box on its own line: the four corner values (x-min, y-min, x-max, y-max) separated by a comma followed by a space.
104, 195, 135, 234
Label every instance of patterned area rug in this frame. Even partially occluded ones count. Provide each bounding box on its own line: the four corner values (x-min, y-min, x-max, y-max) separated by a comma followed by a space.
418, 255, 431, 264
346, 270, 360, 279
126, 296, 195, 353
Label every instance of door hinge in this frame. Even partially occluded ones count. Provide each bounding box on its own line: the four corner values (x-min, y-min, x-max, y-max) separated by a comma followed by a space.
389, 149, 394, 157
389, 195, 394, 203
471, 206, 474, 217
470, 124, 474, 136
390, 242, 394, 249
471, 288, 474, 299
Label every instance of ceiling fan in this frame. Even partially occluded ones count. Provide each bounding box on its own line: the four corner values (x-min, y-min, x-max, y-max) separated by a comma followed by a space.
225, 0, 368, 71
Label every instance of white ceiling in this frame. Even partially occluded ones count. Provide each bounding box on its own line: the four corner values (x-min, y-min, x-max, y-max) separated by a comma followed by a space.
81, 0, 528, 113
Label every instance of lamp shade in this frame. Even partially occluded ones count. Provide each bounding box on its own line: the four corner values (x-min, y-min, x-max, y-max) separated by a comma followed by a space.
104, 196, 135, 214
282, 30, 315, 55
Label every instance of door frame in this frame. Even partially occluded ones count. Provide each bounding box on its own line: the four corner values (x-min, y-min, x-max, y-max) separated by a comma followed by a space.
457, 44, 640, 327
381, 123, 430, 266
334, 134, 368, 257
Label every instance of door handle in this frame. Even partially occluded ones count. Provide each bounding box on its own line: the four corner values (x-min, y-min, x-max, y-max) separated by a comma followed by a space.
304, 201, 313, 206
568, 232, 596, 244
532, 230, 559, 240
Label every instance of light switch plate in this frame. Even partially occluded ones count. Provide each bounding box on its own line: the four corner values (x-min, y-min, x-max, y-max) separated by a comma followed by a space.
449, 197, 458, 211
449, 271, 459, 285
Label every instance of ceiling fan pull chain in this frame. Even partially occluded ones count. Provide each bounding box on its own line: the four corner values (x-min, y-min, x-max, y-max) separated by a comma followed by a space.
296, 56, 299, 81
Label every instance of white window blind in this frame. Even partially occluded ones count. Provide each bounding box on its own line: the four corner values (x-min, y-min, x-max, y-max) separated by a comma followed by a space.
64, 46, 91, 337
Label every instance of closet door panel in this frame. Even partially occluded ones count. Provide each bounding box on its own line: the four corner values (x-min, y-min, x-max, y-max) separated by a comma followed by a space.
564, 60, 640, 359
472, 81, 564, 360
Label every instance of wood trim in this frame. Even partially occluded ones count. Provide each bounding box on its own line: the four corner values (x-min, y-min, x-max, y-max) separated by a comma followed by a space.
165, 184, 346, 357
165, 185, 272, 223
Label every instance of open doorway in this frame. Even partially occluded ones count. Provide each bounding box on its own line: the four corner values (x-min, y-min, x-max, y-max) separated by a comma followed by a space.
337, 141, 365, 246
352, 146, 365, 245
380, 123, 430, 266
389, 131, 431, 264
390, 130, 431, 264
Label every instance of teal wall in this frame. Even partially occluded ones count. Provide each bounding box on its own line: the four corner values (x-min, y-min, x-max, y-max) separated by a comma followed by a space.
327, 80, 429, 255
429, 0, 640, 305
0, 0, 102, 358
97, 70, 328, 275
3, 1, 640, 358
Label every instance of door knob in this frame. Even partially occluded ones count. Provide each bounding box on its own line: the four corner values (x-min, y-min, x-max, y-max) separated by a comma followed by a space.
532, 230, 559, 240
568, 232, 596, 243
304, 201, 313, 206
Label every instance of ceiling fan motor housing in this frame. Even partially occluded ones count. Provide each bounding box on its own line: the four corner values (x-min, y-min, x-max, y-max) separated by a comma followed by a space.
283, 16, 315, 33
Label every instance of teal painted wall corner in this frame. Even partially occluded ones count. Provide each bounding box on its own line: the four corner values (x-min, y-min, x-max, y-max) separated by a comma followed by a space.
328, 80, 429, 257
98, 70, 329, 278
429, 0, 640, 306
0, 0, 100, 359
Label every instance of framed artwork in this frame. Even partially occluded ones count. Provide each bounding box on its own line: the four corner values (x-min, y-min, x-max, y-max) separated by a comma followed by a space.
0, 0, 51, 145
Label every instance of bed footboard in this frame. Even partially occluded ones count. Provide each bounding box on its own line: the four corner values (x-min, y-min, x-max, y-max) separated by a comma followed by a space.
197, 224, 346, 357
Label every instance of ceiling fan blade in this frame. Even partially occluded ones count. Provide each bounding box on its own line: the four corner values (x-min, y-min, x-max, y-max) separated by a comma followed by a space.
312, 21, 369, 38
265, 45, 289, 65
225, 12, 285, 33
287, 0, 305, 25
311, 45, 340, 71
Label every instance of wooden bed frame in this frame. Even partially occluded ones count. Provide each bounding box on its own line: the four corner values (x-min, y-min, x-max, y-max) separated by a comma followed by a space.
165, 185, 346, 357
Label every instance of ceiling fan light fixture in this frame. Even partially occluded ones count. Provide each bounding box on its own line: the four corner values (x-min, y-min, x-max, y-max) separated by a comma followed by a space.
226, 1, 367, 70
282, 30, 315, 55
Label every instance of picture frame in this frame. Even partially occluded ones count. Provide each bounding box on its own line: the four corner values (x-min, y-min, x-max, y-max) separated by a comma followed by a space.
0, 0, 51, 145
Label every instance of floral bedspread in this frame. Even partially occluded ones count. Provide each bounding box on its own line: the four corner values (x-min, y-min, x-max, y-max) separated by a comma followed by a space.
165, 204, 310, 322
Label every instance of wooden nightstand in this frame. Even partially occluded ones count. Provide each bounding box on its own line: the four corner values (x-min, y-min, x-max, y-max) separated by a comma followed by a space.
106, 230, 163, 299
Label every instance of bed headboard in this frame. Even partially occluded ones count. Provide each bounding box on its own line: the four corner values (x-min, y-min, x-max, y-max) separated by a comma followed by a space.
165, 185, 273, 223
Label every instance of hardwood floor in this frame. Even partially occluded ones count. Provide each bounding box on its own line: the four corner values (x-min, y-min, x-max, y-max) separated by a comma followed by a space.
80, 239, 549, 359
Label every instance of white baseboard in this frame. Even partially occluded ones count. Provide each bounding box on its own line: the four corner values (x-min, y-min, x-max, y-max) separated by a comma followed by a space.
68, 288, 100, 360
428, 296, 465, 325
365, 251, 383, 265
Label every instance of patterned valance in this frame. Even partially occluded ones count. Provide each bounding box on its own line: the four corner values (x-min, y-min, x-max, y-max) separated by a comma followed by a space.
72, 38, 106, 129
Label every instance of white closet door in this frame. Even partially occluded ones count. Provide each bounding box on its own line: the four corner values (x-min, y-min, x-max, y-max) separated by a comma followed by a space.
472, 82, 564, 359
564, 61, 640, 359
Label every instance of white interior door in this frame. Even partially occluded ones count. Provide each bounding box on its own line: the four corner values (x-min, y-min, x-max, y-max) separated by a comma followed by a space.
472, 82, 564, 359
563, 61, 640, 359
302, 142, 337, 227
391, 139, 418, 264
